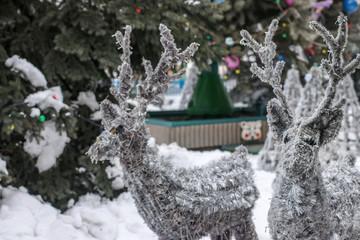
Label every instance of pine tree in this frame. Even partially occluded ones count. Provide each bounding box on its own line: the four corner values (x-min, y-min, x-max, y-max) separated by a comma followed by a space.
0, 0, 232, 210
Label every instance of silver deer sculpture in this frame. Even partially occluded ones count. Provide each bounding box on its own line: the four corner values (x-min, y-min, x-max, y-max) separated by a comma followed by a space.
240, 14, 360, 239
87, 24, 259, 240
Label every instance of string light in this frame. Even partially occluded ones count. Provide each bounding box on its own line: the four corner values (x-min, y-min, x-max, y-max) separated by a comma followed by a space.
282, 33, 287, 38
39, 115, 46, 122
235, 69, 240, 74
224, 75, 228, 80
322, 49, 327, 54
282, 23, 287, 27
206, 35, 212, 41
185, 22, 190, 26
8, 124, 15, 130
136, 8, 141, 13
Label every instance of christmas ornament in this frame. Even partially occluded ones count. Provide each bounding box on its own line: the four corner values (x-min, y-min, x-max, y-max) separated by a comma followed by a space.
225, 37, 234, 46
206, 35, 212, 41
282, 23, 287, 27
224, 55, 240, 69
285, 0, 294, 7
52, 95, 57, 100
282, 33, 287, 38
39, 115, 45, 122
136, 8, 141, 13
312, 0, 333, 21
8, 124, 15, 130
235, 69, 240, 74
343, 0, 358, 13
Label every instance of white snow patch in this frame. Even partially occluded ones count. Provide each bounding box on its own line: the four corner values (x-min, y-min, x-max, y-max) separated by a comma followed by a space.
5, 55, 47, 88
105, 157, 125, 190
0, 157, 8, 175
0, 145, 273, 240
74, 91, 99, 111
90, 111, 102, 121
30, 108, 41, 118
25, 86, 68, 113
23, 121, 70, 172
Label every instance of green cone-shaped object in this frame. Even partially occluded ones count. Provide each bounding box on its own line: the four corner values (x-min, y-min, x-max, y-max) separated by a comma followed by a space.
187, 70, 233, 116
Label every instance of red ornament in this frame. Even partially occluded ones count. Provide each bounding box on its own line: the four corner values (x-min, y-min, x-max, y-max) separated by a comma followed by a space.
245, 133, 249, 138
136, 8, 141, 13
256, 133, 260, 138
348, 23, 351, 28
52, 95, 57, 100
310, 50, 315, 56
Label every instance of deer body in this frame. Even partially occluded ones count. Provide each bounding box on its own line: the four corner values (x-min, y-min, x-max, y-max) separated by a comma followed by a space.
240, 14, 360, 240
88, 24, 259, 240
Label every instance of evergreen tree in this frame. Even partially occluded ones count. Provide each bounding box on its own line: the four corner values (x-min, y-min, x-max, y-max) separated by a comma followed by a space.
0, 0, 227, 210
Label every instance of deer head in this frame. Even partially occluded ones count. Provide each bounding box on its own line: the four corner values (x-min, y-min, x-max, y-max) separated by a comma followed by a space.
240, 14, 360, 176
87, 24, 198, 163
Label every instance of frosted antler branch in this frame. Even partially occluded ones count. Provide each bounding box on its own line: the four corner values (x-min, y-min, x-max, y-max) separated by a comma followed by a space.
240, 19, 293, 121
307, 13, 360, 123
110, 26, 133, 106
137, 24, 199, 104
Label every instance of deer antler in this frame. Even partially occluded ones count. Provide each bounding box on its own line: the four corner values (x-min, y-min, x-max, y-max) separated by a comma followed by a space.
137, 24, 199, 105
240, 19, 294, 139
110, 26, 133, 107
307, 13, 360, 127
240, 19, 293, 122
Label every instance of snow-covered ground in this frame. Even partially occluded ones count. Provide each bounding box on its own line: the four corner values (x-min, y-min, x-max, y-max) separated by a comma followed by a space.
0, 143, 275, 240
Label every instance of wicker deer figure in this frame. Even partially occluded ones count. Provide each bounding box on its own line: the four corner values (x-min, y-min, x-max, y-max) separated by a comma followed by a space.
240, 14, 360, 239
87, 24, 259, 240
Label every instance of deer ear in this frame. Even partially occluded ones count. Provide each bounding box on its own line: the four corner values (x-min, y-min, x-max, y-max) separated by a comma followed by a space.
266, 98, 293, 140
315, 106, 344, 146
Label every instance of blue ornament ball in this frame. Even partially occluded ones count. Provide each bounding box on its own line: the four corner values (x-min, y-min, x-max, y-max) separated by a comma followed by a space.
343, 0, 358, 14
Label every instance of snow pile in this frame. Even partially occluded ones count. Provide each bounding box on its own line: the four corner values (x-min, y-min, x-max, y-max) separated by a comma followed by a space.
5, 55, 47, 88
25, 86, 68, 113
158, 142, 232, 168
23, 121, 70, 172
0, 146, 275, 240
0, 156, 8, 176
73, 91, 99, 111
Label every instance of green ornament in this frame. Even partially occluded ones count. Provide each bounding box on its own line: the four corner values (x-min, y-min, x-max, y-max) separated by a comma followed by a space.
206, 35, 212, 41
282, 33, 287, 38
39, 115, 46, 122
276, 0, 280, 3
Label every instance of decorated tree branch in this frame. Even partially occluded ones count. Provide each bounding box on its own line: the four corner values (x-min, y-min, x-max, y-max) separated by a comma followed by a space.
240, 13, 360, 239
87, 24, 259, 240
